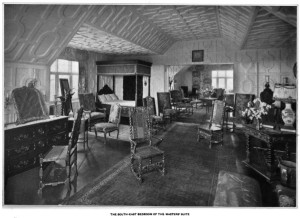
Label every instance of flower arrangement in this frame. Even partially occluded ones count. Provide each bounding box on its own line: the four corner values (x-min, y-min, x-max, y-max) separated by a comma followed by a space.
242, 98, 272, 122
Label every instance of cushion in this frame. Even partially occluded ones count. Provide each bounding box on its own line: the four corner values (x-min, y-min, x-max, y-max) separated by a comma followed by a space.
105, 94, 113, 101
110, 93, 119, 100
213, 171, 262, 207
95, 122, 118, 132
98, 95, 107, 103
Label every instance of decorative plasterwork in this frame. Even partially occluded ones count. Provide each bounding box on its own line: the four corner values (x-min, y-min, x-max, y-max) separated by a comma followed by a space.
4, 5, 94, 65
85, 5, 175, 55
68, 24, 156, 55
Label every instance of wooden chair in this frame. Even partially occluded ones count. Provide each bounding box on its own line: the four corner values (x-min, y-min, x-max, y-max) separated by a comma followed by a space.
94, 103, 122, 144
78, 93, 106, 131
197, 100, 225, 149
143, 96, 166, 133
223, 94, 235, 131
157, 92, 178, 123
38, 107, 84, 195
129, 107, 165, 183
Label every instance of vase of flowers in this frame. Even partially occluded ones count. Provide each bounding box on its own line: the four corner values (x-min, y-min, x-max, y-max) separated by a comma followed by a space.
242, 98, 272, 130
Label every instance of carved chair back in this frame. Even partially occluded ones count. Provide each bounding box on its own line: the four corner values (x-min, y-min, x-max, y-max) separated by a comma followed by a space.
68, 106, 84, 152
129, 107, 152, 142
143, 96, 157, 116
210, 100, 225, 128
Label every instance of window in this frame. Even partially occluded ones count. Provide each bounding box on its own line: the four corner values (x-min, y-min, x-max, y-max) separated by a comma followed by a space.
50, 59, 79, 101
212, 70, 233, 92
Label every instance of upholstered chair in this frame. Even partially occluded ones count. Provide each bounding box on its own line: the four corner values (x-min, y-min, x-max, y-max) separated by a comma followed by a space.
129, 107, 165, 183
78, 93, 106, 131
94, 103, 122, 144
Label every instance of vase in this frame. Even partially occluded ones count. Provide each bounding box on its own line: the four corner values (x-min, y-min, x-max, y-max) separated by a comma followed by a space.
281, 102, 296, 128
255, 119, 262, 130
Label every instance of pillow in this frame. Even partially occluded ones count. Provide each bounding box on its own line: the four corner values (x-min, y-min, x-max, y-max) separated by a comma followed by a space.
98, 95, 107, 103
110, 93, 119, 100
105, 94, 113, 101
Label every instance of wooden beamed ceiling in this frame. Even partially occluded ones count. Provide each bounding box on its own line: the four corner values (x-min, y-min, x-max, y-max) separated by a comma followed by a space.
4, 5, 297, 65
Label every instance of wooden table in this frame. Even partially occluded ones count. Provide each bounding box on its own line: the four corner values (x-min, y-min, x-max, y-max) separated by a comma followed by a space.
198, 97, 217, 114
242, 124, 296, 182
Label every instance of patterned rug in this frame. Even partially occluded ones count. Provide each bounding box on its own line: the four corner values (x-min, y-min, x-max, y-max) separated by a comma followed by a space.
63, 123, 221, 206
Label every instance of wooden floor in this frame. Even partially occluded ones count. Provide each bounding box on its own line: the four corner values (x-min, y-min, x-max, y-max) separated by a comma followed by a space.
3, 107, 274, 206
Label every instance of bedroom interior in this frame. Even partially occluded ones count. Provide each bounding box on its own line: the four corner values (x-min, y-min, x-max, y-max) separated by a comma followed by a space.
2, 3, 298, 210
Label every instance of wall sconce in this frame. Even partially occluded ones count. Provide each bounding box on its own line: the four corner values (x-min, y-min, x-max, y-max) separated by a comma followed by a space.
265, 75, 270, 83
4, 92, 12, 109
143, 77, 148, 86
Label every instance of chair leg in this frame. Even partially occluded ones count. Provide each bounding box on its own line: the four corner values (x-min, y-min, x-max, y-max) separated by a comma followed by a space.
138, 159, 142, 183
104, 132, 107, 144
94, 128, 97, 138
161, 154, 165, 176
116, 130, 119, 139
38, 156, 43, 197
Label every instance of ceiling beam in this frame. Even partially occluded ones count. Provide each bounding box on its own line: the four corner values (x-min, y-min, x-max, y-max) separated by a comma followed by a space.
240, 6, 260, 50
278, 31, 296, 47
215, 6, 222, 38
262, 6, 296, 27
172, 6, 197, 40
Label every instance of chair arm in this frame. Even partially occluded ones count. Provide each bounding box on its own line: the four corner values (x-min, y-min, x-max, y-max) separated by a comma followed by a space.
96, 107, 106, 113
151, 136, 163, 147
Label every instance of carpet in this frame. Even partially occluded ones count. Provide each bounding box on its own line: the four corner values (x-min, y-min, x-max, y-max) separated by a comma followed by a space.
63, 123, 221, 206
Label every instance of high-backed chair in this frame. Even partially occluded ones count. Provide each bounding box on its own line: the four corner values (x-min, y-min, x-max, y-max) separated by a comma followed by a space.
129, 107, 165, 183
78, 93, 106, 131
212, 88, 225, 100
223, 94, 235, 131
94, 103, 122, 144
38, 107, 84, 195
157, 92, 178, 123
197, 100, 225, 149
143, 96, 165, 132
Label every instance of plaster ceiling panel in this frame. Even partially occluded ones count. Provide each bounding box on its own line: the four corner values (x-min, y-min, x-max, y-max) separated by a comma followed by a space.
135, 5, 220, 41
68, 23, 156, 55
243, 8, 296, 49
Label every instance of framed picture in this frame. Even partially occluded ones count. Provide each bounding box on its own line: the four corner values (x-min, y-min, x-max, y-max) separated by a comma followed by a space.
192, 50, 204, 62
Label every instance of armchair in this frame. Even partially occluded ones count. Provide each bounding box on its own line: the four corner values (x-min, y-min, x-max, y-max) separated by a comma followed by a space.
197, 100, 225, 149
38, 107, 84, 195
94, 103, 122, 144
78, 93, 106, 131
170, 90, 193, 116
157, 92, 178, 123
129, 107, 165, 183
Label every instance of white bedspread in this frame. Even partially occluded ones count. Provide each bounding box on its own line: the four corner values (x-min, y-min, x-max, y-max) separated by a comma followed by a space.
104, 100, 135, 107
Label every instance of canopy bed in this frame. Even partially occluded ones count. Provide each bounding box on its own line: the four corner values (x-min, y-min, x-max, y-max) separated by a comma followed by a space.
96, 60, 152, 118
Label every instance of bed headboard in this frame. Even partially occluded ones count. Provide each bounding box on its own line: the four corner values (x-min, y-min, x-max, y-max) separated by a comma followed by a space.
98, 84, 114, 95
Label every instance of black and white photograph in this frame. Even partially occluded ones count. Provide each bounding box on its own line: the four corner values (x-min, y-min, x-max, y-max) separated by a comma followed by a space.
1, 0, 299, 217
